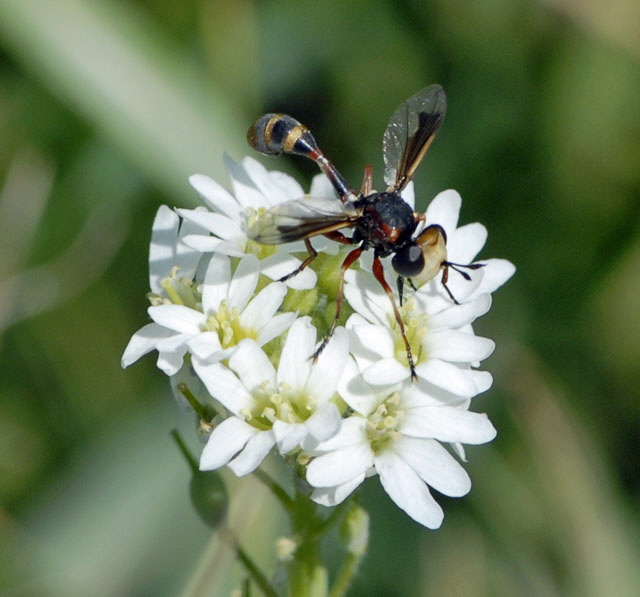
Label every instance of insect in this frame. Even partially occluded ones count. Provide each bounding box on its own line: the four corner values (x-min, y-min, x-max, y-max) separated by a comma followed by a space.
247, 84, 483, 379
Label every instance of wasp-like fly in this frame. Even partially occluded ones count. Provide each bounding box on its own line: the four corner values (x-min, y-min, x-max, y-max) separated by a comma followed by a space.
247, 84, 483, 379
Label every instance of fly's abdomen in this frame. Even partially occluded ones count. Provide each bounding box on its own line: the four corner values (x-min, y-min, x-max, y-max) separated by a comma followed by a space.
247, 114, 321, 158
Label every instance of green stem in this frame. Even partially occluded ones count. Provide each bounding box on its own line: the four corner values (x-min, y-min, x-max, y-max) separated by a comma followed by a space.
287, 538, 327, 597
328, 552, 362, 597
170, 429, 198, 473
224, 528, 279, 597
177, 382, 210, 420
314, 499, 351, 535
286, 491, 329, 597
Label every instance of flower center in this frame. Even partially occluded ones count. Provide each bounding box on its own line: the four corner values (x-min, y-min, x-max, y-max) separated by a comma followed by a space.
148, 266, 201, 308
204, 299, 257, 348
365, 391, 404, 453
245, 207, 277, 259
391, 297, 428, 367
240, 380, 316, 430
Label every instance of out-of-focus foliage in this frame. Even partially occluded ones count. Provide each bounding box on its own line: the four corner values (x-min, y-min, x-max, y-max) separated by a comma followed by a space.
0, 0, 638, 595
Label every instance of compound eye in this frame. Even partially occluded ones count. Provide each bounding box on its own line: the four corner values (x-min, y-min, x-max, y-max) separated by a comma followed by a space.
392, 243, 424, 277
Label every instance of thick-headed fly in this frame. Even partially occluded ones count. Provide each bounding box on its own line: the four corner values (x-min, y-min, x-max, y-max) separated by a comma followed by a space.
247, 84, 483, 379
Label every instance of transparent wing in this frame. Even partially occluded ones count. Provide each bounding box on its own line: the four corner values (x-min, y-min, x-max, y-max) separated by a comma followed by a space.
383, 84, 447, 191
248, 197, 361, 245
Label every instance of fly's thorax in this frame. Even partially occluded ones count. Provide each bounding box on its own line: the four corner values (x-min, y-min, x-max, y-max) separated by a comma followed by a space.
354, 192, 416, 254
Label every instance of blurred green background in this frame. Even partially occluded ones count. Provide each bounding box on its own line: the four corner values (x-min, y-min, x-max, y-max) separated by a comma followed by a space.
1, 0, 639, 595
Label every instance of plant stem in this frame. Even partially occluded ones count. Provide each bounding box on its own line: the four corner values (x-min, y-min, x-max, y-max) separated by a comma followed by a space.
170, 429, 198, 472
328, 552, 362, 597
223, 528, 279, 597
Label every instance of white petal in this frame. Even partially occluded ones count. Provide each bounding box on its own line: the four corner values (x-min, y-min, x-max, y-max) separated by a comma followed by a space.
429, 295, 492, 330
187, 331, 222, 360
181, 234, 225, 253
450, 442, 467, 462
414, 359, 479, 397
308, 414, 367, 452
376, 449, 444, 529
309, 173, 338, 199
229, 340, 275, 391
469, 370, 493, 394
400, 181, 415, 209
228, 429, 275, 476
273, 421, 307, 454
428, 330, 495, 362
192, 360, 253, 413
156, 346, 187, 376
149, 206, 179, 293
224, 155, 270, 209
395, 437, 471, 496
349, 322, 394, 360
177, 209, 241, 241
338, 358, 383, 416
227, 255, 259, 312
227, 155, 300, 210
425, 189, 461, 239
189, 173, 242, 219
344, 272, 389, 325
176, 217, 208, 278
305, 327, 349, 402
277, 317, 315, 389
311, 476, 364, 507
267, 169, 305, 201
305, 402, 342, 442
199, 417, 256, 470
362, 358, 410, 385
473, 258, 516, 295
148, 304, 204, 334
306, 442, 373, 487
155, 332, 190, 353
413, 285, 452, 316
202, 253, 231, 313
241, 157, 283, 203
256, 312, 297, 346
241, 283, 287, 331
402, 405, 497, 444
121, 323, 175, 367
448, 222, 487, 263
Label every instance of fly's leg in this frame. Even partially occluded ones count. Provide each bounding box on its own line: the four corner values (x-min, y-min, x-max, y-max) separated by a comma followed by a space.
361, 165, 373, 195
277, 239, 318, 282
440, 261, 485, 304
311, 247, 363, 361
372, 256, 417, 381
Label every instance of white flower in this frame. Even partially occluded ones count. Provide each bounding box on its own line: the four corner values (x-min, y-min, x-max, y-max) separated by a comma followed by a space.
344, 273, 495, 393
306, 362, 496, 528
147, 204, 208, 299
343, 189, 514, 391
194, 318, 348, 476
176, 155, 338, 289
412, 189, 515, 305
121, 253, 295, 375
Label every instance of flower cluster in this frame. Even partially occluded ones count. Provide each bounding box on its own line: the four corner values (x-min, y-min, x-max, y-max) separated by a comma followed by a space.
122, 155, 514, 528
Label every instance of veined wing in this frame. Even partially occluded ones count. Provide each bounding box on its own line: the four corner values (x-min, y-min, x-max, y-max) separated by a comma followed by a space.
248, 197, 362, 245
383, 84, 447, 192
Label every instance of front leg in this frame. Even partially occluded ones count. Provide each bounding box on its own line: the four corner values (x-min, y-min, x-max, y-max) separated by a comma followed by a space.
372, 257, 417, 381
277, 238, 318, 282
